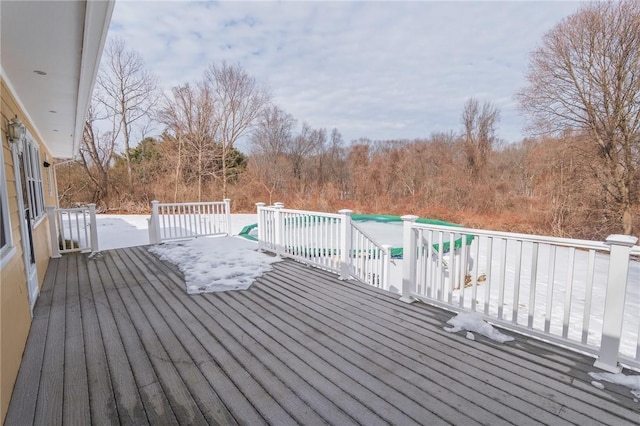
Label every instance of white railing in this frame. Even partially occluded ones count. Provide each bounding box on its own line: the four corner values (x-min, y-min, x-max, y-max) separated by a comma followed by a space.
256, 203, 392, 288
47, 204, 99, 257
255, 204, 639, 372
400, 216, 639, 373
149, 199, 231, 244
351, 221, 392, 289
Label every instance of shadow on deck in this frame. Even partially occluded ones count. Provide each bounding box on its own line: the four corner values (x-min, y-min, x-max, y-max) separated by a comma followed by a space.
6, 246, 639, 425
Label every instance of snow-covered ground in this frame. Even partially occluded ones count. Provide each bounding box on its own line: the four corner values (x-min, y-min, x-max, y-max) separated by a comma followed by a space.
95, 213, 257, 250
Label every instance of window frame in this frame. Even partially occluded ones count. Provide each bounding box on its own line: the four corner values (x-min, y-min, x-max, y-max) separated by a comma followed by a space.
22, 134, 45, 221
1, 140, 16, 267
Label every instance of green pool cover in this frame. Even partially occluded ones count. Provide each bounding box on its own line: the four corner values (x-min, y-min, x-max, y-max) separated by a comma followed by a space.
238, 213, 473, 259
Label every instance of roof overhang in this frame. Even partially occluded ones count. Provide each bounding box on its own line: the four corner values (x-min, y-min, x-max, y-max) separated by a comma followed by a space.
1, 0, 114, 158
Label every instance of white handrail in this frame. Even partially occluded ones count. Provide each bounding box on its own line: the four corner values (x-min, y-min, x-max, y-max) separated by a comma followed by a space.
402, 220, 639, 373
256, 203, 392, 288
350, 220, 391, 289
255, 204, 639, 372
149, 199, 231, 244
47, 204, 99, 257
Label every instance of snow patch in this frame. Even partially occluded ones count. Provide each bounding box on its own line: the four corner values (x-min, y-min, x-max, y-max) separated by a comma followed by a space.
148, 236, 281, 294
588, 372, 640, 400
444, 311, 514, 343
590, 381, 605, 390
466, 332, 475, 341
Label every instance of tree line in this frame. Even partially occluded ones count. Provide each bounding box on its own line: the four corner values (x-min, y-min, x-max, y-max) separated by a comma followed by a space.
57, 0, 639, 239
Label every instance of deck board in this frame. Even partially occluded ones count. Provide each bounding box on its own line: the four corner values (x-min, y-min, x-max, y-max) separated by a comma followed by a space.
6, 245, 640, 426
33, 253, 67, 425
225, 284, 479, 425
62, 253, 91, 425
276, 262, 638, 424
78, 250, 119, 423
99, 251, 180, 425
251, 271, 560, 425
4, 255, 58, 425
123, 247, 266, 426
108, 250, 208, 425
88, 254, 149, 425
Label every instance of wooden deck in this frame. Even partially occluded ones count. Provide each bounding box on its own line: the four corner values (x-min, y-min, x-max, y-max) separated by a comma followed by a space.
6, 245, 640, 425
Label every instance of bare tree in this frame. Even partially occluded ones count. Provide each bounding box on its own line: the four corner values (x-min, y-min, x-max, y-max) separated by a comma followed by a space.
251, 105, 296, 157
249, 105, 296, 202
289, 122, 324, 184
517, 0, 640, 234
158, 83, 218, 202
205, 62, 270, 197
97, 37, 158, 190
325, 128, 348, 196
461, 98, 500, 178
78, 104, 116, 209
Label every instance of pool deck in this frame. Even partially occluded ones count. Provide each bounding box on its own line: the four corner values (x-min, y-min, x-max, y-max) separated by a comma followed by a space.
5, 246, 640, 425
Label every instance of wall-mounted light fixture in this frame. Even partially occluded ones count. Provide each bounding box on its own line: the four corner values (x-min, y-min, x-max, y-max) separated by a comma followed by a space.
43, 154, 51, 168
7, 116, 26, 144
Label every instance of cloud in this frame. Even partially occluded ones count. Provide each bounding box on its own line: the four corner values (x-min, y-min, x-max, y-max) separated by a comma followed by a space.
108, 0, 583, 145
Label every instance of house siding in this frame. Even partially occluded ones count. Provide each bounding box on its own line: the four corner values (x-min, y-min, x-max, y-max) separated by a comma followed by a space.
1, 76, 57, 423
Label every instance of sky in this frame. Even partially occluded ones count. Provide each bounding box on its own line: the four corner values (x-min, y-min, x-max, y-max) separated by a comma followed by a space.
107, 0, 584, 147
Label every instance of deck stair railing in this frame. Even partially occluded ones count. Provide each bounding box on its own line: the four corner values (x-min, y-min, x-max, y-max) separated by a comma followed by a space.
47, 204, 99, 257
149, 199, 231, 244
256, 203, 392, 289
400, 215, 639, 373
350, 219, 392, 289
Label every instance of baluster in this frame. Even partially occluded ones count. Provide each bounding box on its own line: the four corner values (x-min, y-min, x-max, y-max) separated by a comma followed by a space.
527, 243, 539, 328
512, 240, 523, 324
544, 245, 557, 333
581, 249, 596, 344
497, 238, 507, 320
562, 247, 576, 338
470, 233, 481, 311
483, 237, 493, 315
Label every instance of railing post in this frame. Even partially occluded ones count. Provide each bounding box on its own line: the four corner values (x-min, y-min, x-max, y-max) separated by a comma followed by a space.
150, 201, 161, 245
255, 202, 266, 251
594, 234, 638, 373
338, 209, 353, 280
224, 198, 231, 235
46, 206, 61, 258
88, 203, 99, 254
273, 202, 284, 256
382, 244, 392, 292
401, 215, 419, 303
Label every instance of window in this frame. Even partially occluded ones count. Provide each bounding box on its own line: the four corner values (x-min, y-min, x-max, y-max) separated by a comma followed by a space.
1, 190, 9, 249
22, 136, 45, 220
